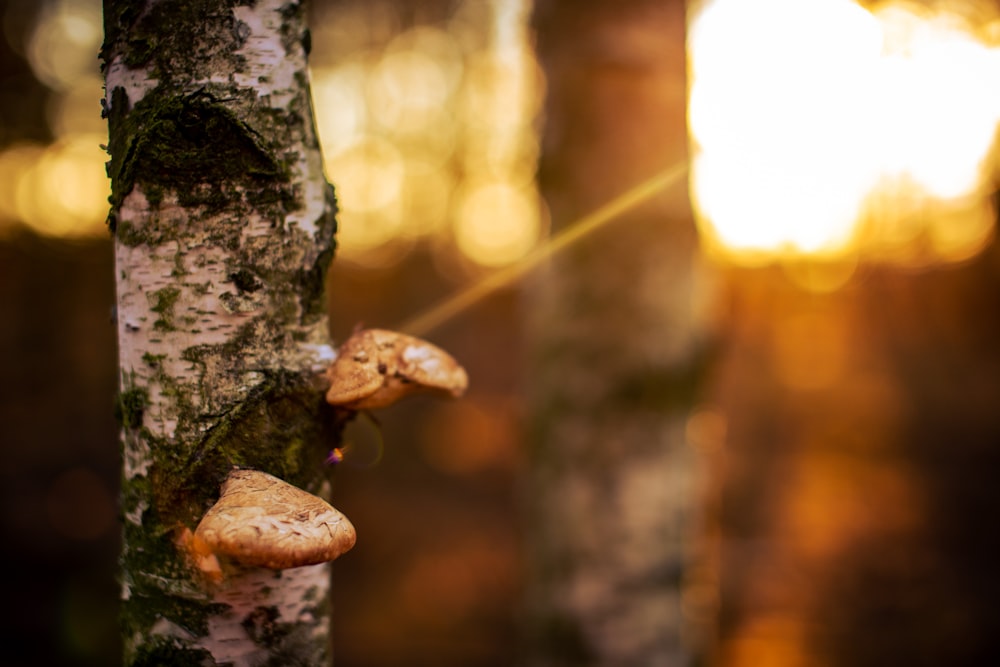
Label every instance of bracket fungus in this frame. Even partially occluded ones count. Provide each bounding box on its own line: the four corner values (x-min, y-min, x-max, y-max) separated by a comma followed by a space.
192, 469, 356, 571
325, 328, 469, 410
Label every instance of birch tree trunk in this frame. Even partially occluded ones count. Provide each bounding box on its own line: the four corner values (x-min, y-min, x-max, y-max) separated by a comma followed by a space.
524, 1, 706, 665
102, 1, 339, 664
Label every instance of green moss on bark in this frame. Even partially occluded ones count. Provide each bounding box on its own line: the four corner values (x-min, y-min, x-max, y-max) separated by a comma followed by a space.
149, 287, 181, 331
113, 217, 143, 246
103, 0, 250, 80
129, 637, 217, 667
116, 387, 149, 429
117, 368, 341, 658
106, 86, 295, 225
137, 359, 339, 526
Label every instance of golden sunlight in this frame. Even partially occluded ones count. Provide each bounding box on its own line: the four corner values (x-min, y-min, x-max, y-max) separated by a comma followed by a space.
2, 136, 109, 239
688, 0, 1000, 267
27, 0, 102, 92
452, 180, 541, 266
308, 0, 543, 270
323, 135, 408, 261
0, 143, 46, 236
368, 27, 463, 137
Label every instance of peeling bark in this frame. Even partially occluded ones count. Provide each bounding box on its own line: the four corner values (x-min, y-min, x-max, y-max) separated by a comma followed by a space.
103, 1, 339, 664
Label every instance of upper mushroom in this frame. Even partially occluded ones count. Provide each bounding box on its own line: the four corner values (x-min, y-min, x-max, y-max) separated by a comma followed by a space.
325, 328, 468, 410
193, 469, 356, 570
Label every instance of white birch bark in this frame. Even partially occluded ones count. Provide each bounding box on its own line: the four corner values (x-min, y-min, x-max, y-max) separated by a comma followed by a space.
103, 1, 340, 664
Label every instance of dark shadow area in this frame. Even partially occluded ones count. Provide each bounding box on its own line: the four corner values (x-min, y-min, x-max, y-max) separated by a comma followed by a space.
0, 233, 120, 667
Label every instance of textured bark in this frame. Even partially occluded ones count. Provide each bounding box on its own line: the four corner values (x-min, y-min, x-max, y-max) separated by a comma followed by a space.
524, 2, 707, 665
102, 1, 339, 664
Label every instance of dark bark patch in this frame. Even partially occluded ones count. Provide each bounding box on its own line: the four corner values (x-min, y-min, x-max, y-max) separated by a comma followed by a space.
104, 0, 248, 80
116, 387, 149, 429
111, 89, 293, 219
129, 637, 217, 667
242, 605, 284, 645
105, 82, 311, 251
229, 268, 263, 293
296, 182, 339, 322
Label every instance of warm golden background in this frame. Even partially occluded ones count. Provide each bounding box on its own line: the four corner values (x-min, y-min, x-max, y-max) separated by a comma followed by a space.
3, 0, 1000, 665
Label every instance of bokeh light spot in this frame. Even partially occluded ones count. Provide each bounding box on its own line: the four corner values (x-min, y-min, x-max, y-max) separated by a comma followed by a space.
367, 28, 463, 137
307, 0, 541, 270
401, 159, 453, 236
16, 134, 110, 238
46, 75, 108, 139
311, 62, 368, 155
453, 181, 540, 267
326, 135, 406, 215
0, 142, 46, 233
26, 0, 102, 91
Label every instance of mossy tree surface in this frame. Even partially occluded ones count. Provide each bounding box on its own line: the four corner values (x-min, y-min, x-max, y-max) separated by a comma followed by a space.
102, 1, 340, 665
525, 1, 707, 665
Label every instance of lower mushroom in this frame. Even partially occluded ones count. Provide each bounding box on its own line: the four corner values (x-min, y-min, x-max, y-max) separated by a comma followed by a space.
193, 469, 356, 570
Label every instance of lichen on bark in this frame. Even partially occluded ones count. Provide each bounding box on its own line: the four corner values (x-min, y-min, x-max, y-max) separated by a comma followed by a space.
103, 1, 341, 664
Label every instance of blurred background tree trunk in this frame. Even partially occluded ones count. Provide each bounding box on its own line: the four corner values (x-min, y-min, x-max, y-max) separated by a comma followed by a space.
523, 1, 709, 665
103, 0, 339, 664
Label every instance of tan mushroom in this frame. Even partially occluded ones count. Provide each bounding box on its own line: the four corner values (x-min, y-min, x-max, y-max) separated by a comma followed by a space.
325, 328, 468, 410
192, 469, 356, 570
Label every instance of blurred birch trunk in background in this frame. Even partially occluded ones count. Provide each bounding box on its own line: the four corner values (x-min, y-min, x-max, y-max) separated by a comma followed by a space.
102, 0, 340, 664
524, 1, 711, 665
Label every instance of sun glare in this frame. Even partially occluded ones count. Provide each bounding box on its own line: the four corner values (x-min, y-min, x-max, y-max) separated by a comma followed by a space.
689, 0, 1000, 267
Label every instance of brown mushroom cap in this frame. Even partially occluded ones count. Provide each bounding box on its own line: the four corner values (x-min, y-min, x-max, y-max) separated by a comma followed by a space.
193, 469, 356, 570
325, 328, 469, 410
